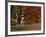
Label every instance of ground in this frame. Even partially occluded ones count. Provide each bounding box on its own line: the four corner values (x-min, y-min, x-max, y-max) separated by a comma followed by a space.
11, 23, 41, 31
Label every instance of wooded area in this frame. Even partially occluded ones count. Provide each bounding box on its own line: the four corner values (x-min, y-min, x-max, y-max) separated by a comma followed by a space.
10, 5, 41, 31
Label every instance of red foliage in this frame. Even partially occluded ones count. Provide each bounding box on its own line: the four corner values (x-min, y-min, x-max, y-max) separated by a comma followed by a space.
21, 6, 41, 20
